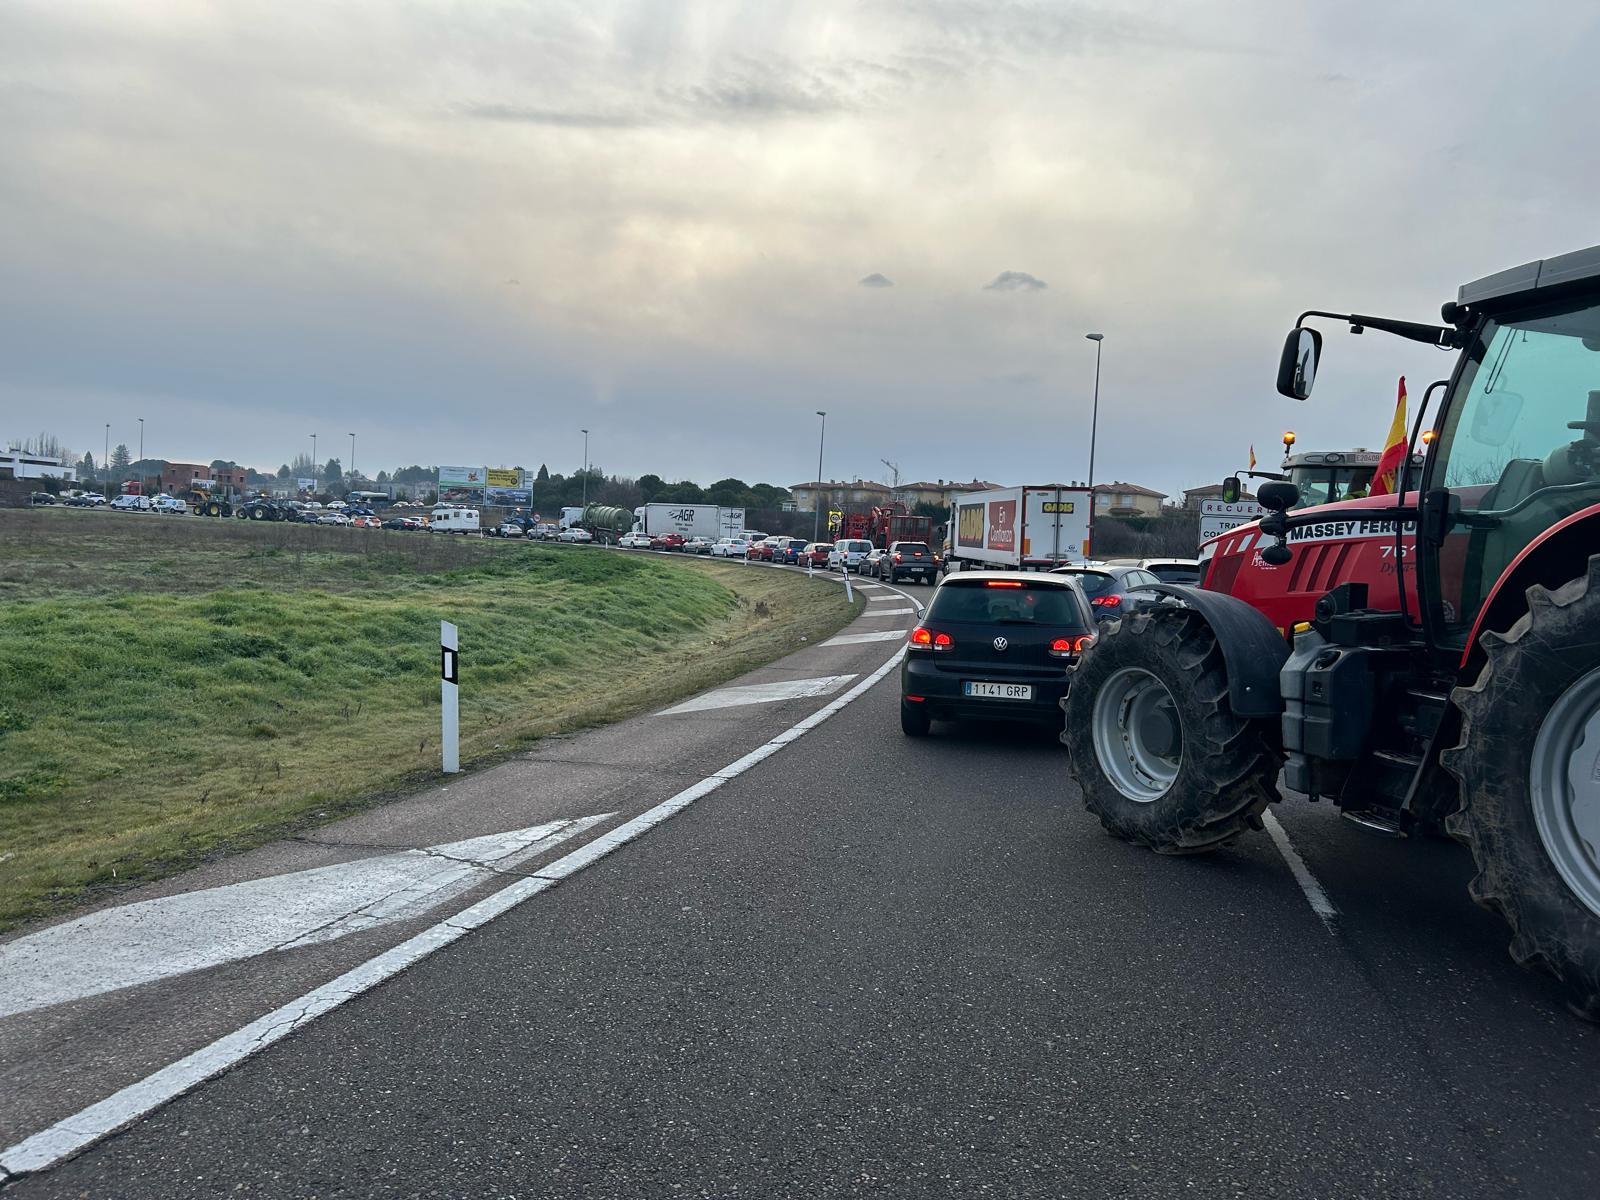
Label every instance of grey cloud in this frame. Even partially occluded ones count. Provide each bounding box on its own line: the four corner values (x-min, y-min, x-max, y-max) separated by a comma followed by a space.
984, 271, 1047, 292
859, 273, 894, 288
463, 104, 647, 129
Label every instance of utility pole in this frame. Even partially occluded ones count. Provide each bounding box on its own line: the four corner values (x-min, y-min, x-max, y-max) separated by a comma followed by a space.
580, 428, 590, 511
813, 411, 827, 543
1085, 332, 1105, 547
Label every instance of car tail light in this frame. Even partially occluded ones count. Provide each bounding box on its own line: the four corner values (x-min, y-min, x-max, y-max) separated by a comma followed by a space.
893, 552, 903, 562
985, 580, 1023, 588
1049, 634, 1096, 658
908, 626, 954, 652
1091, 595, 1122, 607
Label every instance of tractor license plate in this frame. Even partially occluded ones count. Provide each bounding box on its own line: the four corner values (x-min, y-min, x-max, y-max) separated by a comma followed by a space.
964, 681, 1033, 700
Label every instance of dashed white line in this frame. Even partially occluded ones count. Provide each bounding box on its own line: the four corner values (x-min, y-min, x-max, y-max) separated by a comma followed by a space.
823, 630, 909, 646
0, 816, 612, 1019
1261, 810, 1339, 927
660, 674, 857, 714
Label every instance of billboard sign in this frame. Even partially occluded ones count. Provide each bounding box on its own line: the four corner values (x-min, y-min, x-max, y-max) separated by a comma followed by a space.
1198, 498, 1265, 546
485, 486, 533, 506
485, 467, 522, 489
438, 465, 486, 504
437, 465, 486, 488
296, 478, 317, 492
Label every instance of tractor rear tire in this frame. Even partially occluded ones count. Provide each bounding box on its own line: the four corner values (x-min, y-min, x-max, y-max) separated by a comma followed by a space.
1444, 557, 1600, 1020
1063, 609, 1281, 854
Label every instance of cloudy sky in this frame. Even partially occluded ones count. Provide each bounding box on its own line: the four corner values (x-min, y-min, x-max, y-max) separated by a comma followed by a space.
3, 1, 1597, 495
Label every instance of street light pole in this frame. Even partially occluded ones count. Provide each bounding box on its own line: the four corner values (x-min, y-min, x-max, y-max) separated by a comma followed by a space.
103, 423, 110, 498
311, 433, 317, 478
349, 433, 356, 484
813, 410, 827, 543
138, 417, 144, 464
580, 428, 590, 511
1085, 332, 1104, 545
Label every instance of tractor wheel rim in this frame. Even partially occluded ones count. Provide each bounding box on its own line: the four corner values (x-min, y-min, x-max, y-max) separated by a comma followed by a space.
1531, 665, 1600, 921
1091, 666, 1182, 804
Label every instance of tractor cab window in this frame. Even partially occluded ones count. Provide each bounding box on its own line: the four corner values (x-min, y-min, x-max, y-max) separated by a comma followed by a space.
1428, 300, 1600, 647
1288, 466, 1375, 508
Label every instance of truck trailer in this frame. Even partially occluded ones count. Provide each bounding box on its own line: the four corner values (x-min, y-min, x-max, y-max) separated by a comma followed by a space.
631, 504, 745, 540
947, 485, 1092, 571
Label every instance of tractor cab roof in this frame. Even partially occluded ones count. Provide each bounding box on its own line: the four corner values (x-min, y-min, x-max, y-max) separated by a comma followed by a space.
1459, 243, 1600, 311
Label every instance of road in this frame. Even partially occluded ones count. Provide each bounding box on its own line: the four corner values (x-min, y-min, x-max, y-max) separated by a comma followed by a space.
3, 567, 1599, 1197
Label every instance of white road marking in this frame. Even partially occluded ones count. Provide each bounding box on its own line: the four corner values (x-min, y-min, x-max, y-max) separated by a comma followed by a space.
1262, 810, 1339, 927
823, 630, 909, 646
860, 606, 917, 616
659, 674, 857, 714
855, 583, 884, 589
0, 648, 909, 1179
0, 816, 612, 1021
866, 593, 904, 601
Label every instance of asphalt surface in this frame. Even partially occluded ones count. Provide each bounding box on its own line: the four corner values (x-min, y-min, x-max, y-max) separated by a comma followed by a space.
5, 569, 1600, 1197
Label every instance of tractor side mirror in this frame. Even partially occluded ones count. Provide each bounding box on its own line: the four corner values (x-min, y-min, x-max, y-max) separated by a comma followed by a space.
1276, 327, 1322, 400
1257, 480, 1300, 512
1220, 476, 1241, 504
1256, 480, 1300, 566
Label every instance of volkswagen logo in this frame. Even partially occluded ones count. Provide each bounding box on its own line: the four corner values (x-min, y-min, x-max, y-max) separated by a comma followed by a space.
992, 636, 1009, 652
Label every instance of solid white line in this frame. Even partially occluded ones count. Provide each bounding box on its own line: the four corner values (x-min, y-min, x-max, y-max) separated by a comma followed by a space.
1261, 810, 1339, 927
0, 648, 909, 1179
865, 593, 903, 601
860, 606, 916, 616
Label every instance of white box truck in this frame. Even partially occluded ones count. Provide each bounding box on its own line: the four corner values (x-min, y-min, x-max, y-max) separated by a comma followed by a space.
947, 485, 1092, 571
632, 504, 746, 540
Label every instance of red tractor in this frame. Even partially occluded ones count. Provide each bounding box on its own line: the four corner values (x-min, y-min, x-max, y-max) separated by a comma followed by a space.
839, 504, 934, 548
1064, 243, 1600, 1016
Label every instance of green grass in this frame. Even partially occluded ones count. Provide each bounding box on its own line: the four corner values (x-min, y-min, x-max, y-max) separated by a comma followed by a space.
0, 509, 857, 927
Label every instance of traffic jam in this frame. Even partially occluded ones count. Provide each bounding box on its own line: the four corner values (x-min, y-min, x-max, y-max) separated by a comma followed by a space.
867, 243, 1600, 1024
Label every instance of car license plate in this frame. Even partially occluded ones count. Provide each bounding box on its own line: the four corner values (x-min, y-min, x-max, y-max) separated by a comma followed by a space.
963, 681, 1033, 700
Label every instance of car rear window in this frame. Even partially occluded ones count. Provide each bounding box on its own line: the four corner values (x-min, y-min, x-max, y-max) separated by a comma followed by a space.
897, 543, 931, 554
1057, 570, 1115, 598
1148, 564, 1199, 584
928, 582, 1087, 626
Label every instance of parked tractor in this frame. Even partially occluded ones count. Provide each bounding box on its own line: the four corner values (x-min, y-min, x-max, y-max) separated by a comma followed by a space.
1064, 243, 1600, 1017
182, 484, 234, 518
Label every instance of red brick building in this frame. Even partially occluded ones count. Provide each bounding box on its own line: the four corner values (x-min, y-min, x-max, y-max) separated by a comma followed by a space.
160, 462, 249, 494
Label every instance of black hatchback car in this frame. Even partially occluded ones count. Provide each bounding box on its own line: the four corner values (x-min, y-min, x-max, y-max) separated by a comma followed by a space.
900, 572, 1095, 735
1049, 564, 1165, 621
882, 541, 938, 585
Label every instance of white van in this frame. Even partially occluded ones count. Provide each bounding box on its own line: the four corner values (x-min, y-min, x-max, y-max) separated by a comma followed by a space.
430, 507, 481, 534
829, 538, 875, 572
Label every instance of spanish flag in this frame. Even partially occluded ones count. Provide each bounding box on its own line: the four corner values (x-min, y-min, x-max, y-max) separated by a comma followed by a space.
1369, 377, 1409, 497
1248, 445, 1257, 470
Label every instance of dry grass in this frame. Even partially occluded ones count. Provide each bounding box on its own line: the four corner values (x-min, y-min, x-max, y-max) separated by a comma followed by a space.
0, 509, 859, 928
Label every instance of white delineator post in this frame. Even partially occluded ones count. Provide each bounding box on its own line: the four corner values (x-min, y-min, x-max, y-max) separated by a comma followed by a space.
441, 621, 460, 774
843, 566, 853, 604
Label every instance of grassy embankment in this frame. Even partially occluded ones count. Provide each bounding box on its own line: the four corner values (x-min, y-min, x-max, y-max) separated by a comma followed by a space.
0, 510, 859, 928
